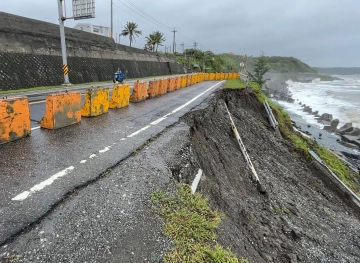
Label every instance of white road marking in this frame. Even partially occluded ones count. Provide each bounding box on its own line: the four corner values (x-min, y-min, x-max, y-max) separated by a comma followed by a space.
89, 154, 96, 159
12, 166, 75, 201
127, 125, 151, 138
120, 138, 126, 141
80, 160, 87, 164
99, 146, 111, 153
150, 81, 223, 125
31, 126, 40, 131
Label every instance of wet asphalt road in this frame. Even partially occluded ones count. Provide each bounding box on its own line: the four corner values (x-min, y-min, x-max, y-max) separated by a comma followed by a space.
0, 79, 224, 245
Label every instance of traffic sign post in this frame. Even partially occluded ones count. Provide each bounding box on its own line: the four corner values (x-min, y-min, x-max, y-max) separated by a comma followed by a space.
57, 0, 95, 85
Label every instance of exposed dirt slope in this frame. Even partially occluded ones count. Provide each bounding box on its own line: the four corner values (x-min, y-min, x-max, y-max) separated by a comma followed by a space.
175, 88, 360, 262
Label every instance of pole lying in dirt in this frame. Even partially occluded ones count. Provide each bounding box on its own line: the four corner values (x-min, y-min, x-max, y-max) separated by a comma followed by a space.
224, 102, 261, 183
191, 169, 203, 193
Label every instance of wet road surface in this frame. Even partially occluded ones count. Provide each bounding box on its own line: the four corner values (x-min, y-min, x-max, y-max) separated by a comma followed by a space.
0, 79, 224, 245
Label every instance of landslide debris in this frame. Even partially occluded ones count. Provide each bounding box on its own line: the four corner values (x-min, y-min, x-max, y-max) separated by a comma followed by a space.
172, 88, 360, 262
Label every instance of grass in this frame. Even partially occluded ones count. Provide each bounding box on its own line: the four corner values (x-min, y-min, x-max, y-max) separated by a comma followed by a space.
224, 79, 247, 89
151, 184, 249, 263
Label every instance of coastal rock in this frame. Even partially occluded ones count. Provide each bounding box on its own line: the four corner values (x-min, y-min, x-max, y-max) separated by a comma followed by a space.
323, 119, 339, 132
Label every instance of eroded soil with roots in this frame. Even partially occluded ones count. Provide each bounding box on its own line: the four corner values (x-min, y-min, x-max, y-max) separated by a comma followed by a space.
172, 88, 360, 262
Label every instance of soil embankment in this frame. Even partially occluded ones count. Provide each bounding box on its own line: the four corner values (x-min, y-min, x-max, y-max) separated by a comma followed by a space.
176, 88, 360, 262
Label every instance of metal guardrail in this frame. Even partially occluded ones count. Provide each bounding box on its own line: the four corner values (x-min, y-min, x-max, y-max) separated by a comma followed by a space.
239, 72, 248, 83
309, 150, 360, 204
264, 100, 278, 129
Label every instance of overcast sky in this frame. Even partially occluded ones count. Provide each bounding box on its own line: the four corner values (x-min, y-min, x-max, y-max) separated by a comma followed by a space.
1, 0, 359, 67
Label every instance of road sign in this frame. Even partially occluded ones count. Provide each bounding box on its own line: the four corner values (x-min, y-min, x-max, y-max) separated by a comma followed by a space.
72, 0, 95, 20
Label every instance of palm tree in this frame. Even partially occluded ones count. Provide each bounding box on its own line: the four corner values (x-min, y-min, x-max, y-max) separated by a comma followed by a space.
121, 22, 142, 47
145, 31, 166, 52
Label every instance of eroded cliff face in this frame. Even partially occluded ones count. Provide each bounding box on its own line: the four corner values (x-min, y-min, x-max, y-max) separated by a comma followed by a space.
169, 88, 360, 262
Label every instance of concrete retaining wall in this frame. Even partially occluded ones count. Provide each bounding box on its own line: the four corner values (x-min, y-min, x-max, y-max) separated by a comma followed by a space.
0, 12, 184, 91
0, 53, 184, 91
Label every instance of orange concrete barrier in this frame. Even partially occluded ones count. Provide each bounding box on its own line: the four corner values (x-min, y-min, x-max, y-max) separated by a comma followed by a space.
220, 73, 225, 80
81, 87, 109, 117
174, 77, 180, 90
209, 73, 215, 81
157, 79, 167, 95
40, 92, 81, 129
147, 80, 158, 98
215, 73, 221, 80
0, 97, 30, 144
224, 73, 229, 80
130, 81, 148, 102
109, 84, 130, 109
234, 73, 239, 79
167, 77, 176, 92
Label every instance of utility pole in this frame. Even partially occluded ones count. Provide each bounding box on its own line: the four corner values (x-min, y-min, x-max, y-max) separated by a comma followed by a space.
110, 0, 113, 39
193, 41, 197, 50
180, 42, 184, 53
203, 51, 205, 73
57, 0, 70, 85
172, 27, 177, 54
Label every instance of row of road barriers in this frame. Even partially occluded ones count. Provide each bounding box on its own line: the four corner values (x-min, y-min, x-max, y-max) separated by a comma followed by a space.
0, 72, 239, 144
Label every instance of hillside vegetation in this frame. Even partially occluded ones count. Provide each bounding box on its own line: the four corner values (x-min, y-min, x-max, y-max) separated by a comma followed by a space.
314, 67, 360, 75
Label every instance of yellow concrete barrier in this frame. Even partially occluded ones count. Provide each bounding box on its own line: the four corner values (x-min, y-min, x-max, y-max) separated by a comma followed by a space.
130, 81, 148, 102
174, 77, 180, 90
204, 73, 210, 81
224, 73, 229, 80
81, 87, 109, 117
40, 92, 81, 129
181, 75, 187, 88
186, 75, 192, 86
221, 73, 225, 80
109, 84, 130, 109
209, 73, 215, 81
0, 96, 30, 144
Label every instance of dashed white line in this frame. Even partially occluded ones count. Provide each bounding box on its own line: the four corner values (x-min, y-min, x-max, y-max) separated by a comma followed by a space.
127, 125, 151, 138
99, 146, 111, 153
89, 154, 96, 159
80, 160, 87, 164
31, 126, 40, 131
12, 166, 75, 201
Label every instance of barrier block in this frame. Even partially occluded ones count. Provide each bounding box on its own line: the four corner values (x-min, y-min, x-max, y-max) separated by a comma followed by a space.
147, 80, 158, 98
130, 81, 148, 102
167, 78, 176, 92
209, 73, 215, 81
174, 77, 180, 90
81, 87, 109, 117
186, 75, 192, 86
157, 79, 167, 95
224, 73, 229, 80
40, 92, 81, 129
234, 73, 239, 79
181, 76, 187, 88
191, 74, 196, 85
109, 84, 130, 109
204, 73, 210, 81
0, 97, 30, 144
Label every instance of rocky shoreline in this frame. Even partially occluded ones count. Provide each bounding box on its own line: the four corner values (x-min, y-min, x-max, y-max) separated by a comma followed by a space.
260, 72, 360, 170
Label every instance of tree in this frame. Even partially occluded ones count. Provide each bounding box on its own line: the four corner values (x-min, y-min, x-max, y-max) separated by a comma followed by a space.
121, 22, 142, 47
252, 52, 270, 87
145, 31, 166, 52
143, 43, 153, 52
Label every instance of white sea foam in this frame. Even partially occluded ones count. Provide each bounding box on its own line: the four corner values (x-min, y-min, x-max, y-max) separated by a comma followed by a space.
281, 75, 360, 128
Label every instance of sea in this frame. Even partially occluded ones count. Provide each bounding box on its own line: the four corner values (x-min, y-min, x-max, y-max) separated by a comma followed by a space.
273, 75, 360, 167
